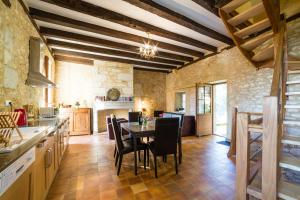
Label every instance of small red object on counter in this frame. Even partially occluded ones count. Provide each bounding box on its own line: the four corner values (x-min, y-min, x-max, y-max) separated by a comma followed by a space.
14, 109, 27, 126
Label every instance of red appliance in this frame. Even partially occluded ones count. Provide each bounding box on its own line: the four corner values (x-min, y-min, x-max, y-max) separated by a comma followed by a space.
14, 109, 27, 126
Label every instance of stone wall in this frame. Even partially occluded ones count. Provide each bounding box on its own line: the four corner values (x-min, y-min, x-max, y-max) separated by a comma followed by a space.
55, 60, 133, 107
133, 70, 166, 116
0, 0, 55, 109
166, 47, 273, 139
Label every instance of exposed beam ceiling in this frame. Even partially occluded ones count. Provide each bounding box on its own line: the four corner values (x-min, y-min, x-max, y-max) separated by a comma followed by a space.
40, 27, 195, 62
123, 0, 232, 44
30, 8, 203, 58
190, 0, 219, 16
54, 55, 94, 66
133, 67, 170, 73
47, 39, 184, 66
40, 0, 218, 52
53, 49, 177, 70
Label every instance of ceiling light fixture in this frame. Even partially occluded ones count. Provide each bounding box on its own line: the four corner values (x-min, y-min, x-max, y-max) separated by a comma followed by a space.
139, 33, 158, 59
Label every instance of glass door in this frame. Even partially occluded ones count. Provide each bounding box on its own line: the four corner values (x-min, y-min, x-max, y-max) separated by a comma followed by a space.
196, 84, 213, 136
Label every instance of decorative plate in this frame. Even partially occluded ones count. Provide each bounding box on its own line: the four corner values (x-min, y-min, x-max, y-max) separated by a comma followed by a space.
107, 88, 120, 101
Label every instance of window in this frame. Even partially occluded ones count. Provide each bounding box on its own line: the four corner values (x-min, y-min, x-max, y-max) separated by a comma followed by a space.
197, 85, 211, 114
175, 92, 186, 112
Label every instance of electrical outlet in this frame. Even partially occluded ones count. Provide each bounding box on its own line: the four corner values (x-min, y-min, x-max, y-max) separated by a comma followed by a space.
5, 100, 12, 106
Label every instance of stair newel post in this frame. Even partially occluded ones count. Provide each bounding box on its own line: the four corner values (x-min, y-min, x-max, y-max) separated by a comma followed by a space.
236, 113, 250, 200
262, 97, 280, 200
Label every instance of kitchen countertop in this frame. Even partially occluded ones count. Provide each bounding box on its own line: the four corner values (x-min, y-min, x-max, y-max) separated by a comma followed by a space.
0, 117, 68, 172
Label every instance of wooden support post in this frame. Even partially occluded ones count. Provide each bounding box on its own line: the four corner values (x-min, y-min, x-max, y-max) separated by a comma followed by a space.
262, 97, 279, 200
228, 107, 238, 157
236, 113, 250, 200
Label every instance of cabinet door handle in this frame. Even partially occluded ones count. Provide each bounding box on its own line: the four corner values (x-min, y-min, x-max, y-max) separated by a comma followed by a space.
37, 139, 47, 148
45, 148, 52, 168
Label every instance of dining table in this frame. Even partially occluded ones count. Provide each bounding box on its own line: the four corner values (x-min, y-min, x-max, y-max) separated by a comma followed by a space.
121, 121, 182, 175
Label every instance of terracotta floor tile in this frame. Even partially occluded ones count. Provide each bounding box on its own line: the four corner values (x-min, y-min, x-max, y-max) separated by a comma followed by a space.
46, 134, 236, 200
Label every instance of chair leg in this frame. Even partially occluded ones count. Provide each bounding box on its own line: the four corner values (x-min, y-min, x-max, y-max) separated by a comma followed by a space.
154, 155, 158, 178
147, 149, 150, 166
115, 151, 119, 167
138, 150, 141, 162
113, 146, 116, 158
174, 153, 178, 175
143, 149, 146, 170
117, 154, 123, 176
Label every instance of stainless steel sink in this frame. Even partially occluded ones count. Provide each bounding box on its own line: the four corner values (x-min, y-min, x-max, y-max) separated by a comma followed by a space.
0, 126, 49, 153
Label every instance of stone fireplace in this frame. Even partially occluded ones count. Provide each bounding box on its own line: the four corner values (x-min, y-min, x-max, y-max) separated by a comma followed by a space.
93, 101, 134, 133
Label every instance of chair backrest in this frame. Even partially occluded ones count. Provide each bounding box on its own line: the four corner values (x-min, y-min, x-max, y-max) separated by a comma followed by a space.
154, 110, 164, 117
111, 115, 124, 152
162, 112, 184, 127
128, 112, 141, 122
154, 118, 179, 156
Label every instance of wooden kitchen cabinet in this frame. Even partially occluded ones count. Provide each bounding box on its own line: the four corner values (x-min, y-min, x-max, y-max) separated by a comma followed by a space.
34, 139, 47, 200
59, 108, 92, 135
45, 134, 55, 189
0, 165, 34, 200
72, 108, 91, 135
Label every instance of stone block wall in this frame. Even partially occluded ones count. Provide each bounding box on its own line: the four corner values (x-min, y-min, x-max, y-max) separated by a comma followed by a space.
133, 70, 166, 116
166, 47, 273, 139
54, 60, 133, 107
0, 0, 55, 109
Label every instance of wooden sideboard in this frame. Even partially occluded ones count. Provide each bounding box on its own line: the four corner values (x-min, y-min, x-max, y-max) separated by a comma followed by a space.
59, 108, 92, 135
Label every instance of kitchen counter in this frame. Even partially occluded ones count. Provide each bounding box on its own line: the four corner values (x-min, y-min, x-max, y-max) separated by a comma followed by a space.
0, 117, 68, 172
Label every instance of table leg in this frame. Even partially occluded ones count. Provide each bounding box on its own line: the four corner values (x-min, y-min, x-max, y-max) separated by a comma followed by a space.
134, 136, 138, 175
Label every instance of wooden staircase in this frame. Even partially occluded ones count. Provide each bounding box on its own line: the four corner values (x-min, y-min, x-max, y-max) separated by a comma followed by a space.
219, 0, 277, 68
220, 0, 300, 199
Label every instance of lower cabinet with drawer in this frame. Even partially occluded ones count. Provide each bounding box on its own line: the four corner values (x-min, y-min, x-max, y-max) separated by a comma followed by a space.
0, 119, 70, 200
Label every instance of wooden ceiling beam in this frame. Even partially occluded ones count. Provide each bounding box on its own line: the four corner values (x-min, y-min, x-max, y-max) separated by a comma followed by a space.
40, 0, 217, 52
133, 67, 170, 73
53, 49, 177, 70
30, 8, 201, 59
47, 39, 184, 66
191, 0, 219, 16
40, 27, 194, 62
123, 0, 233, 45
54, 54, 94, 66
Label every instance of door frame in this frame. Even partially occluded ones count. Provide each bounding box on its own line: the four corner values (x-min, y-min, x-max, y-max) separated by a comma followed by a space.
212, 82, 228, 138
196, 83, 213, 136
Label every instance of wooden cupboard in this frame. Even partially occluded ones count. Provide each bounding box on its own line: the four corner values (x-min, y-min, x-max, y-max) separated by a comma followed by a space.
0, 119, 69, 200
0, 165, 34, 200
59, 108, 92, 135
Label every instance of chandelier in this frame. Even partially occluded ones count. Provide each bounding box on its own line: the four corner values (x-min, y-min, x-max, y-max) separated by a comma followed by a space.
139, 33, 158, 59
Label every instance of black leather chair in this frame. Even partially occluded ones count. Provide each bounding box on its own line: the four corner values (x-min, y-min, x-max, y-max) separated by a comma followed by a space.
148, 118, 180, 178
111, 116, 148, 176
128, 112, 141, 122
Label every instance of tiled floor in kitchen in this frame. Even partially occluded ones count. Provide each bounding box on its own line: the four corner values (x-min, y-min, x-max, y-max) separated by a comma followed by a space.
47, 134, 236, 200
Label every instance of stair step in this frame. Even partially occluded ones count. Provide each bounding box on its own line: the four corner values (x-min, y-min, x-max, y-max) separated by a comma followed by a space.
221, 0, 248, 13
252, 45, 274, 62
287, 80, 300, 85
241, 32, 273, 51
248, 123, 263, 133
278, 181, 300, 200
285, 105, 300, 109
286, 92, 300, 96
288, 70, 300, 74
280, 156, 300, 172
282, 135, 300, 145
284, 120, 300, 126
227, 2, 265, 26
288, 61, 300, 70
235, 18, 270, 38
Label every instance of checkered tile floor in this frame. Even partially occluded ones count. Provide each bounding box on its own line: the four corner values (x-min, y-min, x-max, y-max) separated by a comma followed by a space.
47, 134, 236, 200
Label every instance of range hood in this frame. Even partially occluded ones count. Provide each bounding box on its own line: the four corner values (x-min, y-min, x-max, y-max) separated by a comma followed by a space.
26, 37, 56, 88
